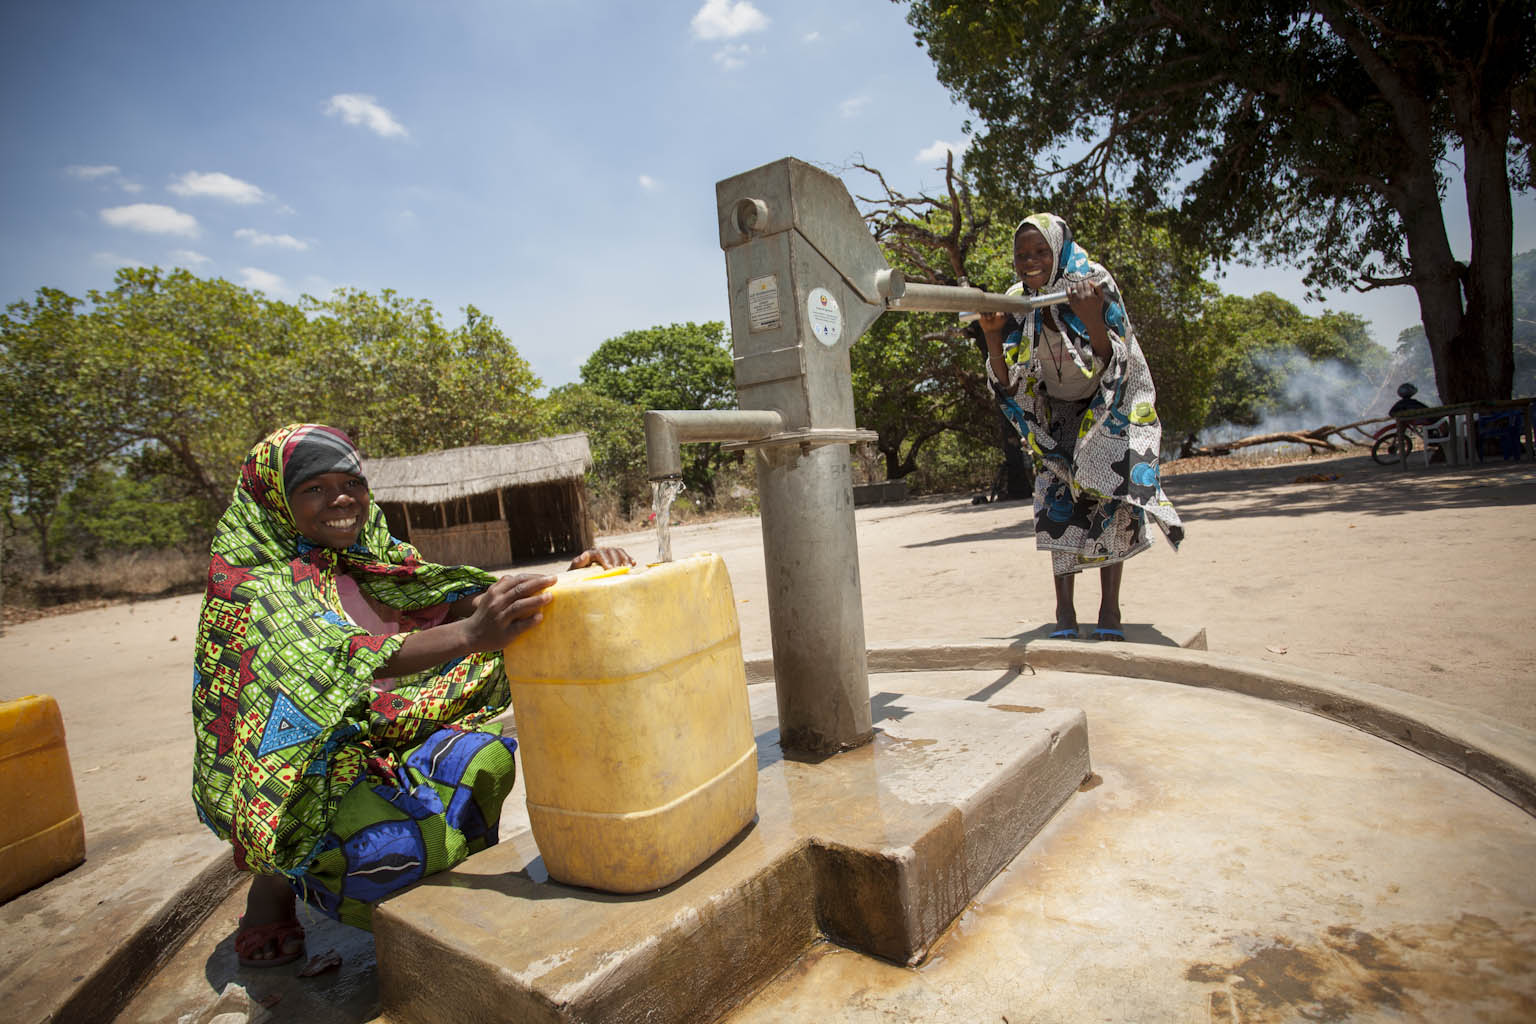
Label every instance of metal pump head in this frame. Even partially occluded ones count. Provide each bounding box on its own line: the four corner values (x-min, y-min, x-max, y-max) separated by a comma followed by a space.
715, 158, 894, 434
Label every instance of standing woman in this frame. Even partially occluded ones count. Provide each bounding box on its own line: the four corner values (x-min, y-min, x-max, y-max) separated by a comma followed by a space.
979, 214, 1183, 640
192, 423, 630, 966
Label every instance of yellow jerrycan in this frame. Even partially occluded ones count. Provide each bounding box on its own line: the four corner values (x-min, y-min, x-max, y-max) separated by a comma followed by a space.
1, 695, 86, 902
503, 552, 757, 892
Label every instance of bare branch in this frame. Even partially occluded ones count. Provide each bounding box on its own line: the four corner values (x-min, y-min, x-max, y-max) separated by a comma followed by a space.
1352, 273, 1417, 290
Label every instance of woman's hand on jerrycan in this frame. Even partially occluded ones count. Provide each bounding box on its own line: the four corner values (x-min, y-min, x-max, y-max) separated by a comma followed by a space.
568, 547, 635, 570
462, 574, 557, 651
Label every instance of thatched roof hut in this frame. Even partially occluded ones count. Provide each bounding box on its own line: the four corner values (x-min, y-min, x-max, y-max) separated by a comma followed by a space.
364, 434, 594, 569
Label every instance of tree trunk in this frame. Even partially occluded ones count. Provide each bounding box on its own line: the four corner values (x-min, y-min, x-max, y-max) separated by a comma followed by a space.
996, 408, 1032, 498
1448, 72, 1517, 400
1320, 0, 1518, 404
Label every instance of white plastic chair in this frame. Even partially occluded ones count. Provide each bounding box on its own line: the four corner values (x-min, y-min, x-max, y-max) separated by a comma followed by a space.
1419, 416, 1461, 465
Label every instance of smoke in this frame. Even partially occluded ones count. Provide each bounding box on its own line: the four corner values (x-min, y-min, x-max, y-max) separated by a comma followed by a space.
1203, 347, 1398, 447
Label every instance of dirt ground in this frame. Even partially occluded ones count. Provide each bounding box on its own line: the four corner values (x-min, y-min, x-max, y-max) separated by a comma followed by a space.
0, 451, 1532, 891
1, 449, 1533, 1023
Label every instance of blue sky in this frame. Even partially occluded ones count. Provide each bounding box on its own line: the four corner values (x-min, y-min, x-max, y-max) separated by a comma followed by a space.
4, 0, 1532, 391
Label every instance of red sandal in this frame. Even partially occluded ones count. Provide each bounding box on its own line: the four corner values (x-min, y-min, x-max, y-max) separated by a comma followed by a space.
235, 915, 306, 968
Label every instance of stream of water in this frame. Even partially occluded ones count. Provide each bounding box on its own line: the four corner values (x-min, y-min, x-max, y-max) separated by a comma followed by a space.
651, 478, 685, 563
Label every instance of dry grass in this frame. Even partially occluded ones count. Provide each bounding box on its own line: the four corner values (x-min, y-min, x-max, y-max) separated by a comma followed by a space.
1161, 444, 1369, 476
3, 545, 208, 626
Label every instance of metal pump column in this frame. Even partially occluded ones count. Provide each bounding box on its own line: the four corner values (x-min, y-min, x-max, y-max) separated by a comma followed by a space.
712, 158, 897, 755
648, 157, 1074, 757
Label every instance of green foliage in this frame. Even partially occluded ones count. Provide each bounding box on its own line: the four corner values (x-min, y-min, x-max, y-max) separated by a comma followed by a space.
1202, 293, 1391, 430
1, 269, 547, 570
300, 292, 543, 456
0, 288, 134, 571
578, 322, 734, 503
900, 0, 1532, 401
854, 178, 1027, 481
901, 429, 998, 495
86, 267, 313, 523
52, 463, 200, 562
578, 321, 734, 411
543, 383, 649, 522
853, 311, 993, 480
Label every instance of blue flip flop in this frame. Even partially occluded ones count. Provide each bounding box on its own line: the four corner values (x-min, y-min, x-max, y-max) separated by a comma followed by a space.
1049, 628, 1080, 639
1091, 628, 1126, 642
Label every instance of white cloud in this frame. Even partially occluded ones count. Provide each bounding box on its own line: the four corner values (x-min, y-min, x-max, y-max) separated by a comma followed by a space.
238, 267, 284, 293
170, 249, 210, 266
916, 138, 972, 163
803, 31, 821, 43
100, 203, 199, 237
692, 0, 768, 40
92, 251, 146, 269
839, 96, 871, 119
66, 164, 119, 180
638, 175, 660, 191
121, 181, 144, 193
170, 171, 268, 205
712, 44, 752, 70
234, 228, 308, 251
325, 94, 408, 138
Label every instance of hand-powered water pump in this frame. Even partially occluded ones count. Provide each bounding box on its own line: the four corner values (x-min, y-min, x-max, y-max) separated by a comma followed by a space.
645, 157, 1065, 756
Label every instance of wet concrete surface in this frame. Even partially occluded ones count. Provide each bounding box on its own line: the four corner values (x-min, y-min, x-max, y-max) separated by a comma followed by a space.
369, 688, 1088, 1024
117, 662, 1536, 1023
115, 886, 381, 1024
725, 668, 1536, 1023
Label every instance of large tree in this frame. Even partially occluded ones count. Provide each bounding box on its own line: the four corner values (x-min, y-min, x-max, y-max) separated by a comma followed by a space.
1201, 293, 1390, 430
900, 0, 1533, 403
0, 289, 134, 570
542, 383, 650, 519
87, 267, 314, 523
854, 160, 1017, 484
577, 322, 735, 503
301, 289, 543, 457
854, 157, 1219, 474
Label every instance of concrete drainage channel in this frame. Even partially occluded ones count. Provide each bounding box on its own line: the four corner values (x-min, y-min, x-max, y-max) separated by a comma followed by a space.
107, 637, 1536, 1024
838, 638, 1536, 817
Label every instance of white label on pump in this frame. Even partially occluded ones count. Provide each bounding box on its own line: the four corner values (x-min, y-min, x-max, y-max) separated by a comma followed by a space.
747, 275, 781, 332
807, 287, 842, 346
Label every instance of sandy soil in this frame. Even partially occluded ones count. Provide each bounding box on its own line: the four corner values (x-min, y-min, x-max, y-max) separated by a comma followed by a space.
0, 451, 1532, 872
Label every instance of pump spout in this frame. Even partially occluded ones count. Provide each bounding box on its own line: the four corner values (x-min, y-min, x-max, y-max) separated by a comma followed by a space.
644, 409, 786, 481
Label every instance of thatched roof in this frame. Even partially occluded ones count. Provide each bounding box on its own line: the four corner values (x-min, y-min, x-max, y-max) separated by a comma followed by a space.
364, 433, 591, 505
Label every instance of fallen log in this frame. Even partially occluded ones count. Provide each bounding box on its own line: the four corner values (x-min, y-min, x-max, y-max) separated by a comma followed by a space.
1182, 417, 1395, 458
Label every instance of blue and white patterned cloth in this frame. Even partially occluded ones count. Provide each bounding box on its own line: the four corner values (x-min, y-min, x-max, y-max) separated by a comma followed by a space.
985, 213, 1185, 574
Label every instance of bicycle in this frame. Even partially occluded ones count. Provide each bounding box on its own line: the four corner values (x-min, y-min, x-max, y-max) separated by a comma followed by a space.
1369, 421, 1415, 465
1370, 418, 1445, 465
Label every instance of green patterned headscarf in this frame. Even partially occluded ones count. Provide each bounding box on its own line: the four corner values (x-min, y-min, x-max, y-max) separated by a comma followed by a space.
191, 424, 508, 875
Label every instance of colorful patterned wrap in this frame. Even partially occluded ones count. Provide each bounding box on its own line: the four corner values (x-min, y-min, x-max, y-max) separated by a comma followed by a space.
987, 213, 1185, 574
190, 424, 509, 877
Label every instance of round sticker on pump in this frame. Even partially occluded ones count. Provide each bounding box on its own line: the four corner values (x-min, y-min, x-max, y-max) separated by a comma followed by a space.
807, 287, 843, 346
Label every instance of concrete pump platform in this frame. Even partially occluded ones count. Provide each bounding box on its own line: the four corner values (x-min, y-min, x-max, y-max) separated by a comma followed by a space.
373, 691, 1088, 1024
109, 629, 1536, 1024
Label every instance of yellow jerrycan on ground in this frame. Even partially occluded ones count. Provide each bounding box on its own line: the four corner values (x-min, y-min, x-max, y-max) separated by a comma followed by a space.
0, 694, 86, 902
503, 551, 757, 893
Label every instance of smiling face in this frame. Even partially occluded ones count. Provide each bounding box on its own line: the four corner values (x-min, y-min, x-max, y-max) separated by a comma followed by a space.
288, 471, 370, 549
1013, 226, 1055, 291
